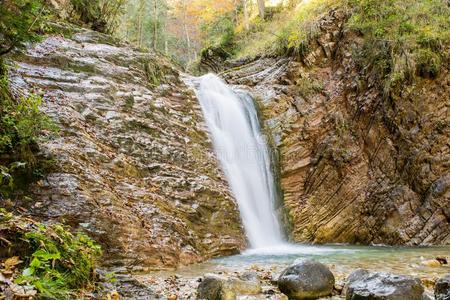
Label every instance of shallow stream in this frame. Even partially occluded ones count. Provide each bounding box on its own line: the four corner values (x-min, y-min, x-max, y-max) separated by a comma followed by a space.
139, 244, 449, 299
171, 244, 450, 279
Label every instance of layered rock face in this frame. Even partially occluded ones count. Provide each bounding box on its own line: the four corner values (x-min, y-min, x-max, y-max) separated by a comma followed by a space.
223, 9, 449, 245
9, 29, 245, 268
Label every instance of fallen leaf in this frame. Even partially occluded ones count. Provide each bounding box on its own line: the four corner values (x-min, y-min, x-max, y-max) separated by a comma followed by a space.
3, 257, 22, 270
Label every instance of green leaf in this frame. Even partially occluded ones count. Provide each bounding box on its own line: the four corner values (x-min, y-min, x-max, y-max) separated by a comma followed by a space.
32, 249, 61, 261
29, 257, 42, 268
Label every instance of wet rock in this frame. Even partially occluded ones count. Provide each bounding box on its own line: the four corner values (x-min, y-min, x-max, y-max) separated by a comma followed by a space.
435, 275, 450, 300
197, 272, 262, 300
10, 28, 245, 268
345, 269, 424, 300
436, 257, 448, 265
98, 272, 154, 300
277, 259, 335, 299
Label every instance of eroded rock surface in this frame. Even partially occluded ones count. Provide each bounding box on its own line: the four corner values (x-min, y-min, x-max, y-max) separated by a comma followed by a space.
9, 28, 245, 268
223, 9, 450, 246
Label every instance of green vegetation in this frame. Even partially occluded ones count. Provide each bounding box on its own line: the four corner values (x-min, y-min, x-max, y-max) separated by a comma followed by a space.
0, 2, 107, 297
202, 0, 450, 89
348, 0, 449, 94
234, 0, 341, 58
277, 0, 341, 57
1, 3, 92, 296
0, 0, 46, 56
119, 0, 169, 50
231, 0, 448, 92
202, 14, 236, 57
0, 209, 101, 299
0, 0, 59, 198
70, 0, 126, 33
0, 65, 57, 199
294, 76, 324, 99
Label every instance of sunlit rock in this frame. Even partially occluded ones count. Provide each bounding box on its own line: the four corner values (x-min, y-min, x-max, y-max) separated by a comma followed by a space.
197, 272, 262, 300
277, 259, 335, 299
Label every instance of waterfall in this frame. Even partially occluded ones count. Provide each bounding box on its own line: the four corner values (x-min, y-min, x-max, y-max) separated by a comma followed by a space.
195, 73, 284, 249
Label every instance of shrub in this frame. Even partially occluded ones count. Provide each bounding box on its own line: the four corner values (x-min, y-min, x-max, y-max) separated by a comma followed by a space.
0, 61, 57, 198
70, 0, 126, 33
276, 0, 337, 57
201, 14, 236, 55
0, 210, 102, 298
0, 0, 46, 56
416, 48, 442, 78
1, 0, 57, 198
348, 0, 449, 92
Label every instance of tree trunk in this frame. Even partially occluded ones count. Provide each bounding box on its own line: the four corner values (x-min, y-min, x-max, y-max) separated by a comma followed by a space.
137, 0, 146, 48
257, 0, 265, 19
183, 21, 191, 61
182, 1, 191, 62
153, 0, 158, 50
243, 0, 250, 30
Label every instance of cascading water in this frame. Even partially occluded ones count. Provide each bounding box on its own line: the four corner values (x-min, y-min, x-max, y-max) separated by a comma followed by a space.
195, 73, 284, 249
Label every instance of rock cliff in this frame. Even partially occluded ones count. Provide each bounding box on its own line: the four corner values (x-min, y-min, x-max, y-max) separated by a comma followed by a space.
223, 9, 449, 246
9, 28, 245, 269
6, 7, 448, 274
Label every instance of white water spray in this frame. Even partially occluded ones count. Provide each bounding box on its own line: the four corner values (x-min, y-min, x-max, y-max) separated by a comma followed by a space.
195, 74, 284, 249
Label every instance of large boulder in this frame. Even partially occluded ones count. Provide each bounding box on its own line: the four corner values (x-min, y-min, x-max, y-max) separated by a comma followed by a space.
277, 259, 335, 299
345, 269, 424, 300
197, 272, 262, 300
435, 275, 450, 300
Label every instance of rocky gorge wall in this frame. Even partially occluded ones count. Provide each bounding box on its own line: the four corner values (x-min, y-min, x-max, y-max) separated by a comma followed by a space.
5, 8, 448, 276
223, 9, 449, 246
8, 28, 245, 269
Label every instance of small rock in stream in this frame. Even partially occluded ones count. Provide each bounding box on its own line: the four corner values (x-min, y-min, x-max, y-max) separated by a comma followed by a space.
277, 259, 335, 299
197, 272, 262, 300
